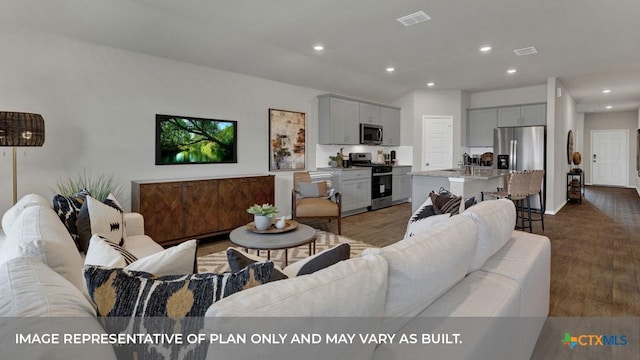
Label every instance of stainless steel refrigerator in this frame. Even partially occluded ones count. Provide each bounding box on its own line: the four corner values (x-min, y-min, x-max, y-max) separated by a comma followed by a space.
494, 126, 546, 209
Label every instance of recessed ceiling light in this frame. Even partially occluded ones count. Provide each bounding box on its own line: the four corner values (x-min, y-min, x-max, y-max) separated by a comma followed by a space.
479, 46, 492, 52
313, 45, 324, 51
507, 68, 517, 74
602, 89, 611, 93
386, 67, 395, 73
427, 82, 435, 87
606, 105, 612, 109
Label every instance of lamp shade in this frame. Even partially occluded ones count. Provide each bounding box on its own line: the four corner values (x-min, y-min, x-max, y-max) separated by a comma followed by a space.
0, 112, 45, 147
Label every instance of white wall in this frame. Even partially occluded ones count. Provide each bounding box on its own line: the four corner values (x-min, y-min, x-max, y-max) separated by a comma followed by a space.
468, 85, 547, 108
583, 110, 637, 187
637, 107, 640, 195
546, 78, 577, 214
403, 90, 464, 171
0, 26, 329, 214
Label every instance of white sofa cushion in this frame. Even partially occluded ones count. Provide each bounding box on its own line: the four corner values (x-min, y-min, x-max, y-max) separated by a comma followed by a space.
0, 257, 95, 316
373, 271, 521, 360
0, 205, 85, 291
85, 234, 197, 275
461, 198, 516, 273
1, 193, 50, 233
362, 214, 477, 333
206, 255, 388, 317
480, 231, 551, 357
0, 257, 117, 360
205, 255, 388, 360
480, 231, 551, 317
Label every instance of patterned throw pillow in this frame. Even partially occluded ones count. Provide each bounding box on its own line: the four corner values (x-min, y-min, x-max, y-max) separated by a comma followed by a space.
283, 243, 351, 277
226, 248, 288, 282
84, 262, 273, 359
52, 189, 91, 251
85, 234, 198, 276
429, 191, 463, 215
404, 197, 451, 238
77, 194, 125, 252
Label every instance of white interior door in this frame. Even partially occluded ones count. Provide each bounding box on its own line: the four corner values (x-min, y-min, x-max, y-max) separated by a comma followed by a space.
591, 129, 628, 186
422, 116, 453, 171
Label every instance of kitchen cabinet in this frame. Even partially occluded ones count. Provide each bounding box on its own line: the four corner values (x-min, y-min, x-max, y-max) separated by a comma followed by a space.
497, 103, 546, 127
359, 103, 380, 124
319, 168, 371, 215
466, 108, 497, 146
380, 106, 401, 146
318, 94, 401, 145
131, 175, 274, 246
392, 166, 412, 202
318, 95, 360, 144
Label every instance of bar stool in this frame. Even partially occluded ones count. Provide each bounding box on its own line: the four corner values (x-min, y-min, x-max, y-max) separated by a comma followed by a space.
527, 169, 545, 231
481, 171, 533, 232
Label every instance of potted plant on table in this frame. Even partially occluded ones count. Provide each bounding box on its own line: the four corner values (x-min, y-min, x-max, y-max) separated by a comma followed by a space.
246, 204, 278, 230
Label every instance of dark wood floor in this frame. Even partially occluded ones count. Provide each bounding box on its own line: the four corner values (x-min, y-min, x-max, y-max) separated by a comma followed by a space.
197, 186, 640, 316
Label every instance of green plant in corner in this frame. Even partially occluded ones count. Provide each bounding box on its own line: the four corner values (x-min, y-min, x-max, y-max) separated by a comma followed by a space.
53, 169, 126, 202
246, 204, 278, 217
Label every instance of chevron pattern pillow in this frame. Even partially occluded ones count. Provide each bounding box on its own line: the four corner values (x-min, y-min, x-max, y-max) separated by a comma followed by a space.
77, 194, 125, 252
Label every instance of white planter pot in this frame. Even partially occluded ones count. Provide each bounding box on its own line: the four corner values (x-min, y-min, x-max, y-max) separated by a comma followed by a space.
254, 215, 272, 231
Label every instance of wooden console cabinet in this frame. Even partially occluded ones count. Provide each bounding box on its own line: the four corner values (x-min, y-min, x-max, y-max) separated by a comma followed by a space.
131, 175, 274, 246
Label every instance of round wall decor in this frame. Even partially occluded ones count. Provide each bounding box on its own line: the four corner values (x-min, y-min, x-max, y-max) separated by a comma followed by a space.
567, 130, 574, 165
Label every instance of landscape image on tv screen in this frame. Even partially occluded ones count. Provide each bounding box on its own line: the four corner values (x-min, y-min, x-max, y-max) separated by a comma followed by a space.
156, 114, 237, 165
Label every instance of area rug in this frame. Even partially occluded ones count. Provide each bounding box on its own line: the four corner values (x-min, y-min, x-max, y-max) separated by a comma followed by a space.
197, 231, 374, 273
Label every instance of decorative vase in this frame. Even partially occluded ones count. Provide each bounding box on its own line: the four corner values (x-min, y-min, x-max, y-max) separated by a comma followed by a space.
254, 215, 272, 231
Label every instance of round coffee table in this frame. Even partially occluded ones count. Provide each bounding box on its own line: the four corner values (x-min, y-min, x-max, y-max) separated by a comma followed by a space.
229, 222, 317, 267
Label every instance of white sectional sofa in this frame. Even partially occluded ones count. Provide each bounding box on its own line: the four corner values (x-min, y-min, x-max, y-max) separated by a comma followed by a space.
0, 194, 550, 360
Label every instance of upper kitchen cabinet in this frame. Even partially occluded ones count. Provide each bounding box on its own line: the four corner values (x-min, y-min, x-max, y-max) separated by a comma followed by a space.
497, 103, 546, 127
466, 108, 497, 147
359, 103, 380, 124
318, 95, 360, 144
380, 106, 401, 146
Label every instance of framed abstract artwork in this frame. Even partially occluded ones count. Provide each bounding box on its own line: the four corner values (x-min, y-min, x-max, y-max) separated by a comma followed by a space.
269, 109, 306, 171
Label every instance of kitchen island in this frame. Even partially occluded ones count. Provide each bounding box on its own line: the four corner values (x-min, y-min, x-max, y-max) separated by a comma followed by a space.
411, 168, 511, 212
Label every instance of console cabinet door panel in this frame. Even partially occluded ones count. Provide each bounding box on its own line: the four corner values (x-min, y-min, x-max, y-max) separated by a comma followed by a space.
184, 180, 219, 237
138, 182, 184, 243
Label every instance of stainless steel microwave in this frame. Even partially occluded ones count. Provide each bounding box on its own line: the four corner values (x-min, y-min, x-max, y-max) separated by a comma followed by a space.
360, 123, 383, 145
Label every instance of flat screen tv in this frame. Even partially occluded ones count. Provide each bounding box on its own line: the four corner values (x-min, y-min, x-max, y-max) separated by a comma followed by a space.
155, 114, 237, 165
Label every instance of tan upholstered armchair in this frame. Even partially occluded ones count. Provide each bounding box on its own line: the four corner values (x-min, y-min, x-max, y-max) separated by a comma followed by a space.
292, 171, 342, 234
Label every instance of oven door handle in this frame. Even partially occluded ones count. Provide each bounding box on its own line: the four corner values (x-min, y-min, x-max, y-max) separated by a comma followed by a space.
372, 172, 392, 177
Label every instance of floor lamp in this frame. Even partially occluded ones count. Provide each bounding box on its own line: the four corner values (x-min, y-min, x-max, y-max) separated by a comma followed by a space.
0, 112, 45, 204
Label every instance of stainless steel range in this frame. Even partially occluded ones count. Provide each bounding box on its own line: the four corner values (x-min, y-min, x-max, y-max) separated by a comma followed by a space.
349, 152, 393, 210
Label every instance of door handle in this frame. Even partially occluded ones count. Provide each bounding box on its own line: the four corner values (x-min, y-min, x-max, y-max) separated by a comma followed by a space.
425, 163, 430, 166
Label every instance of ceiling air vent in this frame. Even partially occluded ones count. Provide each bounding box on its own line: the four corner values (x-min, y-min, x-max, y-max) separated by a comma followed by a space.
513, 46, 538, 56
397, 11, 431, 27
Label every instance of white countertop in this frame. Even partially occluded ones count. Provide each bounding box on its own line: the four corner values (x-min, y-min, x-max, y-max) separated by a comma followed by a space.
411, 168, 510, 180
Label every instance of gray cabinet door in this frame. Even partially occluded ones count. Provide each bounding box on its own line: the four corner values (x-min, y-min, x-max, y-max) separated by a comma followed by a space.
520, 104, 546, 126
319, 96, 360, 144
380, 106, 400, 146
467, 108, 497, 146
359, 103, 380, 124
497, 106, 521, 127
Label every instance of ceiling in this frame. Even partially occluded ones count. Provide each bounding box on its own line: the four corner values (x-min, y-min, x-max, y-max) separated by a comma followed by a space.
3, 0, 640, 113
